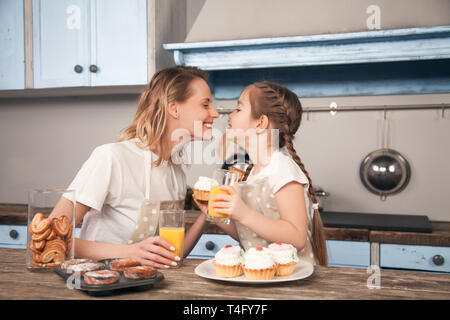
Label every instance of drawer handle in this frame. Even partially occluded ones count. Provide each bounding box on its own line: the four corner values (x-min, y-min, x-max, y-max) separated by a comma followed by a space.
205, 241, 215, 251
74, 65, 83, 73
432, 255, 444, 266
9, 229, 18, 239
89, 65, 98, 73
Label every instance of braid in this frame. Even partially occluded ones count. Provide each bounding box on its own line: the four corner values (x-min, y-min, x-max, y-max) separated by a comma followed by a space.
283, 132, 328, 266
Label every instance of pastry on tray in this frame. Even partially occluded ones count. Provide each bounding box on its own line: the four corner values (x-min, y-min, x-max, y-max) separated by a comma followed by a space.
212, 245, 244, 278
242, 247, 277, 280
268, 242, 298, 276
83, 270, 120, 285
123, 266, 157, 280
109, 258, 141, 272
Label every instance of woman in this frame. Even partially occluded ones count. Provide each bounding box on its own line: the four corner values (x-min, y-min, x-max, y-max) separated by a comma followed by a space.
50, 66, 219, 269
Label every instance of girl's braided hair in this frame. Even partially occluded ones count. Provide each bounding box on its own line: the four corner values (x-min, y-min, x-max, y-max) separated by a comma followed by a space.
242, 81, 328, 266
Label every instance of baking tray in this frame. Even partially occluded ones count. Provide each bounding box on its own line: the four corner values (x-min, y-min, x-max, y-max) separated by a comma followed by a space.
54, 259, 164, 296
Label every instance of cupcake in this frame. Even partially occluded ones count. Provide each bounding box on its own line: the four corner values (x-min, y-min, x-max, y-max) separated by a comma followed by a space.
243, 247, 277, 280
193, 176, 218, 201
268, 242, 299, 276
212, 245, 244, 278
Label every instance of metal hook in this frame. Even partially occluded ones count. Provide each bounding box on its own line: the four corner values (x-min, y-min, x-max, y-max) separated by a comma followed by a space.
329, 101, 338, 116
442, 104, 446, 119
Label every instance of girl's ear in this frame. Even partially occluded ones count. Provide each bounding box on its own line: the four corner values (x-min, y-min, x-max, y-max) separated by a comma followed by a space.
167, 102, 179, 119
255, 114, 270, 133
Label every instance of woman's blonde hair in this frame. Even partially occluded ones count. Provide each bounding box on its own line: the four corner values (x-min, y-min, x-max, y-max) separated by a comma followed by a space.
119, 66, 208, 166
243, 81, 328, 266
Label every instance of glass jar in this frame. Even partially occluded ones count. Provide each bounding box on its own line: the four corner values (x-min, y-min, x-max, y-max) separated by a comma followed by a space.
26, 189, 75, 271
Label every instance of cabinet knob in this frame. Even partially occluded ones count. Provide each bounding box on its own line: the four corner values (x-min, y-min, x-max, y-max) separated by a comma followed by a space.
432, 254, 444, 266
89, 65, 98, 73
205, 241, 215, 251
9, 229, 18, 239
74, 65, 83, 73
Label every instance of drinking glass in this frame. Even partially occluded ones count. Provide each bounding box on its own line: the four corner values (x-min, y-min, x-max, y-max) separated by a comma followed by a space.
207, 169, 239, 224
159, 209, 185, 268
26, 189, 75, 271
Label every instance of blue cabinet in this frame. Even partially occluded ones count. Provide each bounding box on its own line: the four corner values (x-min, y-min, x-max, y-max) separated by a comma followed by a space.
326, 240, 371, 268
0, 0, 25, 90
380, 243, 450, 273
32, 0, 147, 88
187, 234, 240, 259
0, 225, 81, 249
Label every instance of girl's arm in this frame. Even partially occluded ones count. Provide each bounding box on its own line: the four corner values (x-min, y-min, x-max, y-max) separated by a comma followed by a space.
212, 182, 308, 250
49, 197, 179, 269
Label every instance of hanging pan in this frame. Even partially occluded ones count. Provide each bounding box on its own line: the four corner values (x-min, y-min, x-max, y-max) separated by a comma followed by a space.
359, 110, 411, 201
360, 148, 411, 201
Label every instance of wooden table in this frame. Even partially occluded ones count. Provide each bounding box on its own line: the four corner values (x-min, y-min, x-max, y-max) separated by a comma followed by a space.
0, 248, 449, 300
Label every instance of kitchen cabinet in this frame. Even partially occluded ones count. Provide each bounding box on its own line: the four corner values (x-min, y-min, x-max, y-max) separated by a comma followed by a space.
32, 0, 147, 88
0, 224, 80, 249
380, 243, 449, 273
326, 240, 371, 269
187, 234, 240, 259
0, 0, 25, 90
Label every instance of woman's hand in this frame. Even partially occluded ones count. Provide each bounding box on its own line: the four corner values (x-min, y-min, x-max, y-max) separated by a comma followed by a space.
127, 236, 180, 269
210, 185, 252, 223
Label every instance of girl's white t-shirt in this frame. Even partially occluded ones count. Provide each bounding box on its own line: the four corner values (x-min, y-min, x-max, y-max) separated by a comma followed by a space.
246, 147, 314, 240
65, 139, 186, 244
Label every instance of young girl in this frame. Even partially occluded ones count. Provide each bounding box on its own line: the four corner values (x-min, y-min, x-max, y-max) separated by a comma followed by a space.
49, 66, 219, 269
210, 81, 328, 266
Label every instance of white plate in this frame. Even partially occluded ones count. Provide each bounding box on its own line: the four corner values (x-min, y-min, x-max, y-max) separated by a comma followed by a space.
194, 259, 314, 284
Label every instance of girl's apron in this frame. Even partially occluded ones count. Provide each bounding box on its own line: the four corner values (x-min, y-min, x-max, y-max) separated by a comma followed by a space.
235, 177, 317, 265
128, 150, 185, 244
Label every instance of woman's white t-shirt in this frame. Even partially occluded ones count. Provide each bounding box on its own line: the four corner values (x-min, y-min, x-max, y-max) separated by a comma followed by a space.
65, 139, 186, 244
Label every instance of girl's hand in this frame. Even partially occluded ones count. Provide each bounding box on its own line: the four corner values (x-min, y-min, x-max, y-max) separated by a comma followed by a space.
193, 198, 208, 216
211, 185, 251, 223
127, 236, 180, 269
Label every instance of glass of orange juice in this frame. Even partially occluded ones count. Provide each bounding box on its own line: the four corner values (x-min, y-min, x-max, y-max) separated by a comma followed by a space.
159, 209, 185, 268
207, 169, 239, 225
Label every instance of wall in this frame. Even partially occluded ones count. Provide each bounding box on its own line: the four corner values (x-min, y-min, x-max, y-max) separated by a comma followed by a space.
0, 0, 449, 222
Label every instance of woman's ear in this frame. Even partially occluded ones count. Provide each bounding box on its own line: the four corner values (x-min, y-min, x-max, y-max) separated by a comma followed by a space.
167, 102, 179, 119
256, 114, 270, 134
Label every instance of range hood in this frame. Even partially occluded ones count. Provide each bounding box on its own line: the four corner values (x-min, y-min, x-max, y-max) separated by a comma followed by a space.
163, 26, 450, 99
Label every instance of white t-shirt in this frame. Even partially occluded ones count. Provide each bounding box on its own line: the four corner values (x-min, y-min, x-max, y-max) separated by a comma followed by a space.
65, 139, 186, 244
246, 147, 314, 239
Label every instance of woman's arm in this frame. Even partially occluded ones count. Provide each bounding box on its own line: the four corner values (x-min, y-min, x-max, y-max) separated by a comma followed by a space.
49, 197, 179, 268
212, 182, 308, 250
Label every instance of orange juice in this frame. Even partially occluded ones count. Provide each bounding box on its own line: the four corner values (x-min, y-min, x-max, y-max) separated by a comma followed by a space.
159, 227, 185, 258
208, 185, 233, 218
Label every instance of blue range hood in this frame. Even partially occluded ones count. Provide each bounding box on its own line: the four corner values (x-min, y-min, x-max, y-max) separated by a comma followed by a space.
164, 26, 450, 99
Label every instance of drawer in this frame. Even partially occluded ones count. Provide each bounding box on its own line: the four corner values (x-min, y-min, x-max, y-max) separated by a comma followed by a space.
0, 225, 82, 249
326, 240, 370, 268
0, 225, 27, 249
187, 234, 240, 259
380, 243, 450, 273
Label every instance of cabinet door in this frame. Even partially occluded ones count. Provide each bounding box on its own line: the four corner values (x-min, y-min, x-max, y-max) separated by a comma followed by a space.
326, 240, 371, 268
91, 0, 147, 86
33, 0, 90, 88
0, 0, 25, 90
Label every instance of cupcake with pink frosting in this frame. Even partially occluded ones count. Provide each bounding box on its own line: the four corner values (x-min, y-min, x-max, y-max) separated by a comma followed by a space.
243, 247, 277, 280
212, 245, 244, 278
268, 242, 299, 276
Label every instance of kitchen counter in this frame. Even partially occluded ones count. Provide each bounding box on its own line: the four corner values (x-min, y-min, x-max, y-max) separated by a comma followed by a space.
0, 248, 449, 300
2, 204, 449, 246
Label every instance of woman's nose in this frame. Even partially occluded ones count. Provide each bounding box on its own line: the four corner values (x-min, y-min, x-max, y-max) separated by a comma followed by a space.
210, 106, 219, 118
